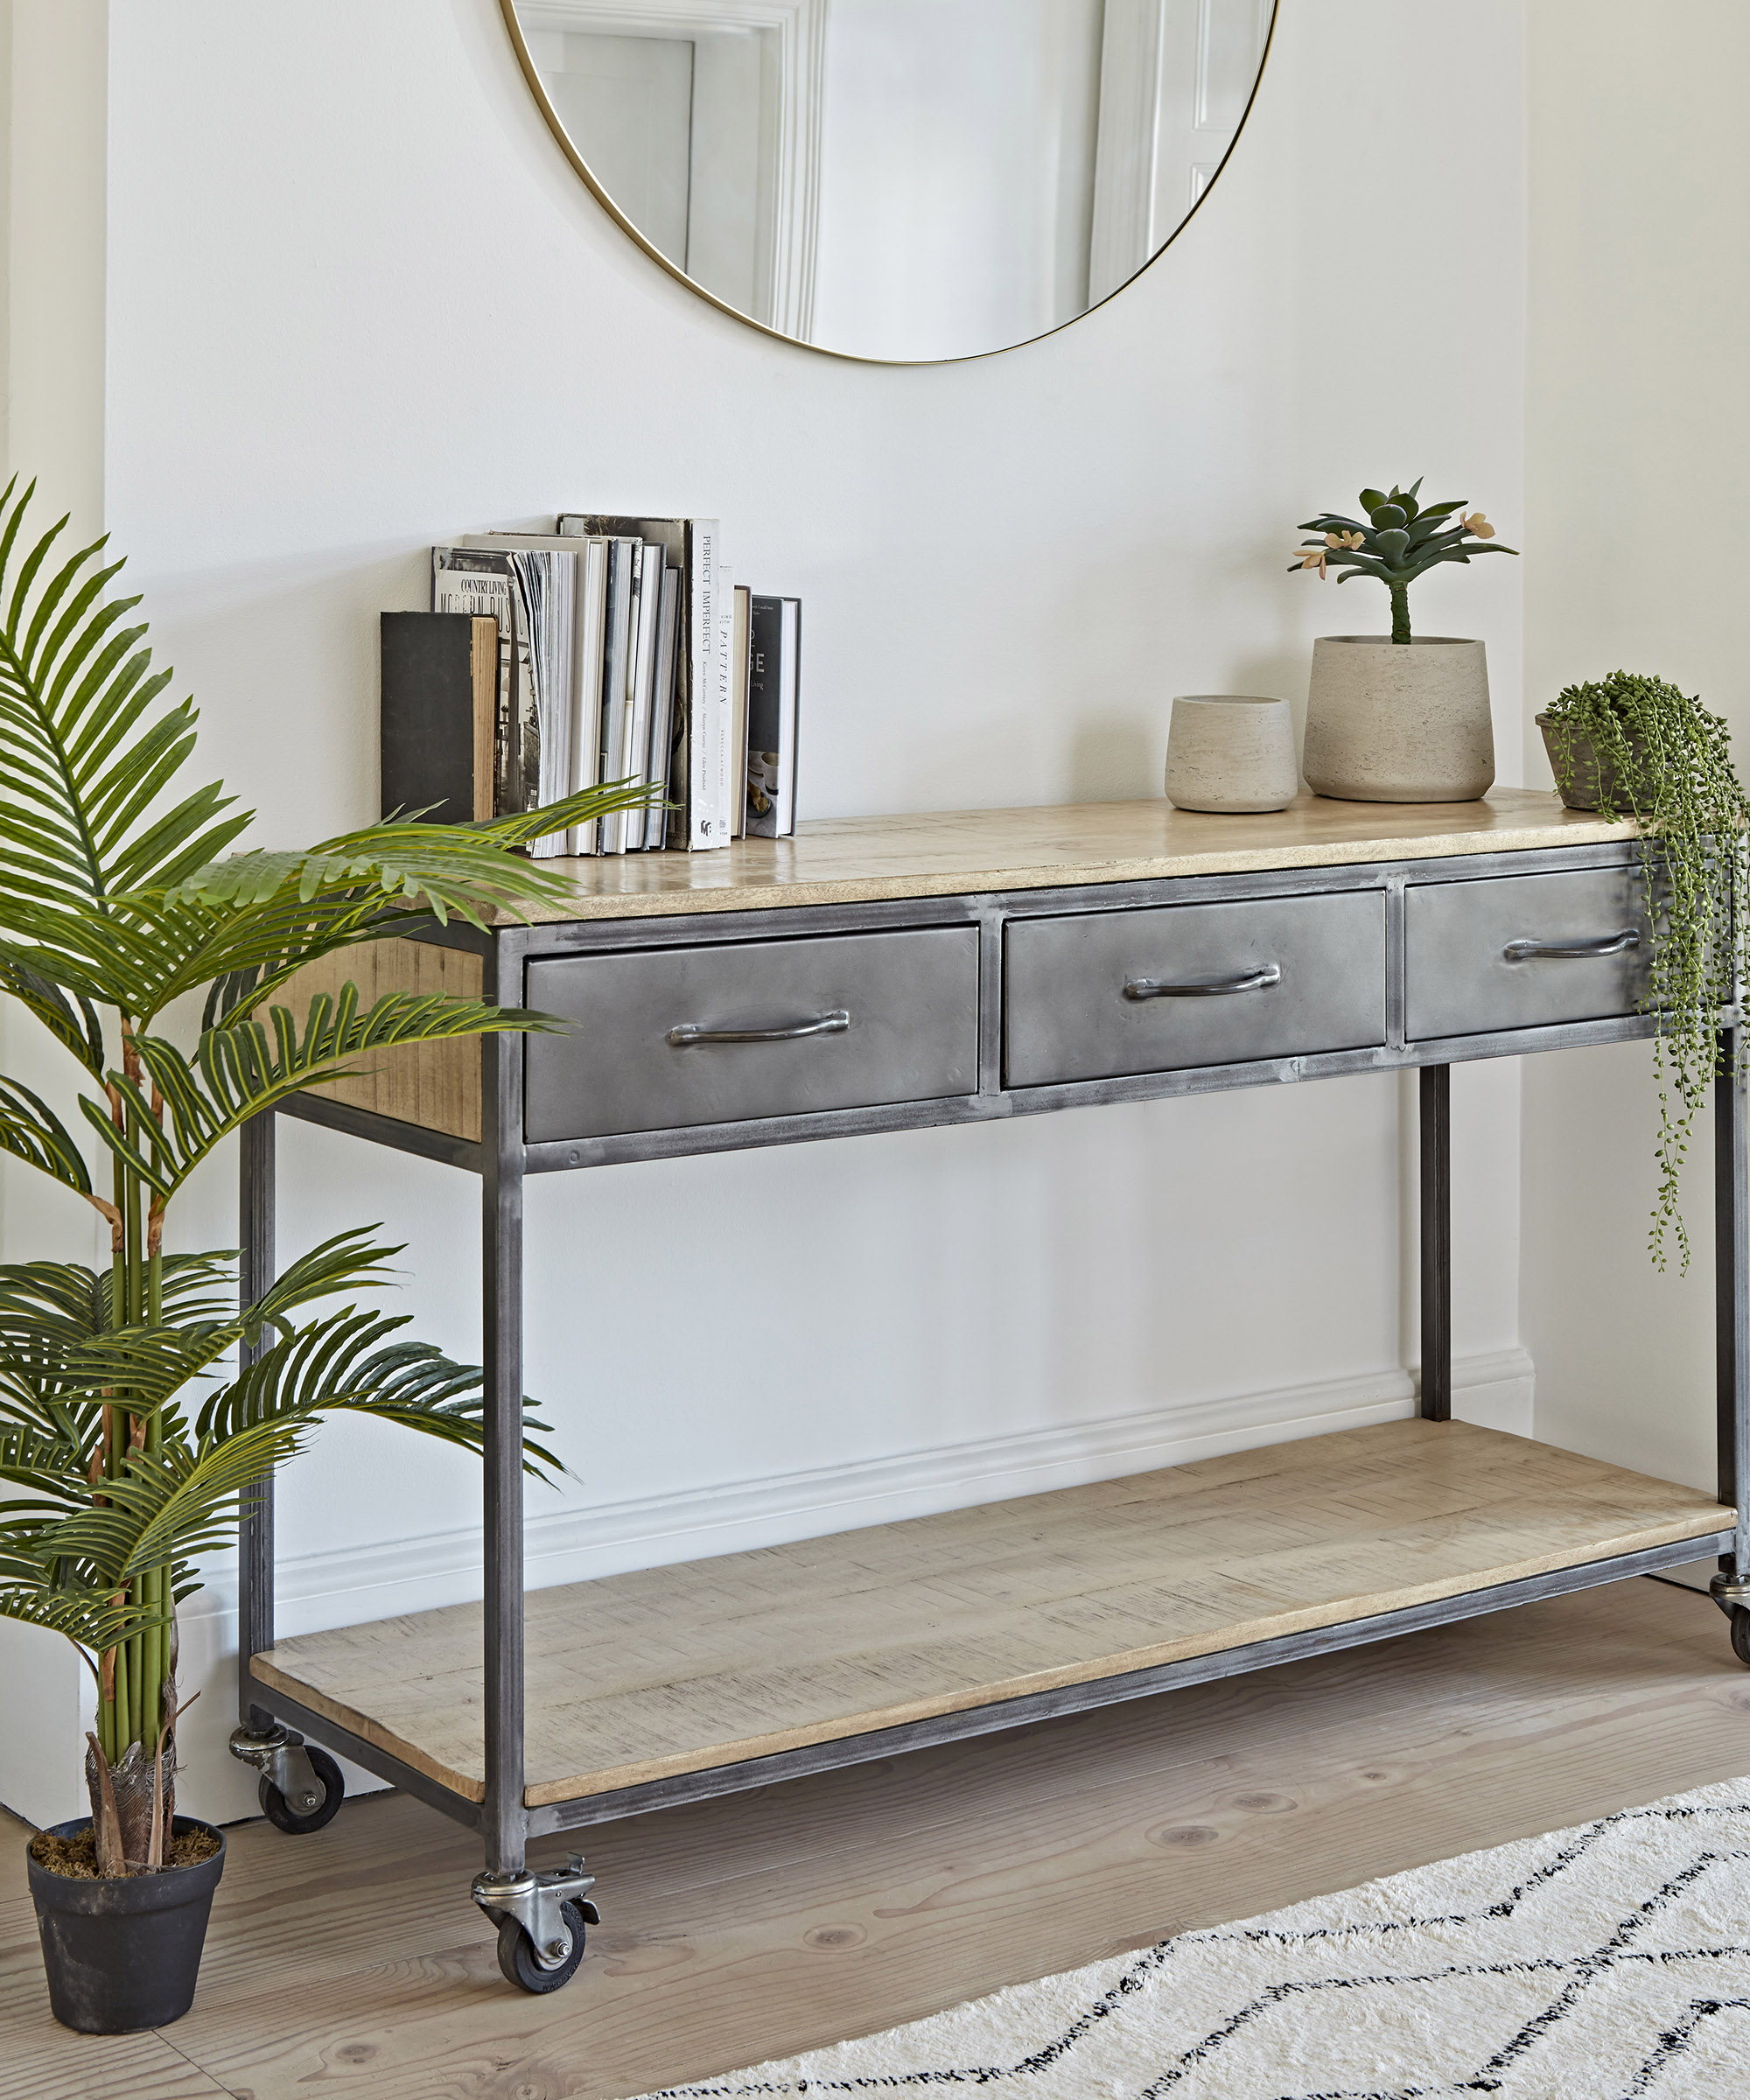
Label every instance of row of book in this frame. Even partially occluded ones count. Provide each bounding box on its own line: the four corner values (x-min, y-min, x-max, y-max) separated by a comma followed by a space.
406, 514, 798, 858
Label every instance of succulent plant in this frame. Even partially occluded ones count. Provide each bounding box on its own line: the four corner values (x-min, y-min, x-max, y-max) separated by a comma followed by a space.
1291, 480, 1518, 644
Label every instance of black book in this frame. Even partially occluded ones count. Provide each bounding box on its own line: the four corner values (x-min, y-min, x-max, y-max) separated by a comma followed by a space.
380, 611, 497, 825
745, 595, 800, 837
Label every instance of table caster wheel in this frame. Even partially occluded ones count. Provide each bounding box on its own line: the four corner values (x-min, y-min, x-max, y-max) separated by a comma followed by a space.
498, 1900, 590, 1992
1731, 1607, 1750, 1670
259, 1745, 345, 1833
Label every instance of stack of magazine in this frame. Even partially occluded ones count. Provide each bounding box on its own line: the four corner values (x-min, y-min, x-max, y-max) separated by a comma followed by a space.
430, 513, 799, 857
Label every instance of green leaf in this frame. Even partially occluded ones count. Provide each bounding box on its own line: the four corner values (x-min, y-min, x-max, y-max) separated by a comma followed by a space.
81, 987, 559, 1200
1368, 504, 1407, 533
200, 1305, 560, 1481
0, 480, 250, 922
0, 1076, 94, 1198
1358, 488, 1388, 514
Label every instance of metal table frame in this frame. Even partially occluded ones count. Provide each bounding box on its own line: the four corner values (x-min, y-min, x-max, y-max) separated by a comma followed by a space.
232, 836, 1750, 1929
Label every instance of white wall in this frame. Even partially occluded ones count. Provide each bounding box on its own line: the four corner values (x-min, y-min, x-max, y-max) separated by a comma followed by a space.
1522, 0, 1750, 1492
0, 0, 1530, 1826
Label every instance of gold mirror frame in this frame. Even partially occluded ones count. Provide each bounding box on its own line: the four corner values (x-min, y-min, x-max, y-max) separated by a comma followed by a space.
500, 0, 1279, 366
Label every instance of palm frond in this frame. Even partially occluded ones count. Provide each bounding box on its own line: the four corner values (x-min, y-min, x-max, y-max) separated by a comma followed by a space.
0, 1421, 91, 1497
172, 780, 660, 924
0, 1075, 94, 1197
0, 478, 250, 925
0, 948, 105, 1073
201, 1305, 560, 1480
33, 1417, 312, 1583
0, 1570, 164, 1651
81, 988, 557, 1199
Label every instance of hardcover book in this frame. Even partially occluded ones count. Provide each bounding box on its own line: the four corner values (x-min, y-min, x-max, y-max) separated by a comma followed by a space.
746, 594, 801, 838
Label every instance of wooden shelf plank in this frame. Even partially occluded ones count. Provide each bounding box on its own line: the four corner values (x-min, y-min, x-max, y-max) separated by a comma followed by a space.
494, 790, 1635, 926
250, 1419, 1727, 1810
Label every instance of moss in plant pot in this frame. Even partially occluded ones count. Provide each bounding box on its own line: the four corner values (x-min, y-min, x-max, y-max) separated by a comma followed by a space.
1540, 670, 1750, 1270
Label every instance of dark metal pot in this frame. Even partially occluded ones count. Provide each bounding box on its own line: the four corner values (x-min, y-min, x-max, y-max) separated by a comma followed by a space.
26, 1816, 226, 2034
1536, 710, 1648, 812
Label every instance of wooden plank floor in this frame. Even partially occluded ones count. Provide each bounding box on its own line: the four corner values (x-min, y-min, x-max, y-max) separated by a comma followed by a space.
251, 1420, 1732, 1804
9, 1573, 1750, 2099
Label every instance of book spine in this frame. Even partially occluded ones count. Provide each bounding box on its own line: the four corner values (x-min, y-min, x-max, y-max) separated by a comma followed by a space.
540, 550, 577, 854
431, 550, 515, 816
729, 584, 752, 838
599, 540, 634, 853
710, 562, 733, 848
574, 539, 608, 854
469, 615, 497, 822
626, 543, 663, 850
647, 564, 681, 848
777, 597, 801, 837
745, 594, 781, 838
687, 521, 725, 849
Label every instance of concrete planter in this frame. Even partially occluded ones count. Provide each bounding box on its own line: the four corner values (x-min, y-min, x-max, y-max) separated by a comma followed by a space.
1304, 636, 1494, 803
1536, 711, 1648, 812
1164, 696, 1298, 814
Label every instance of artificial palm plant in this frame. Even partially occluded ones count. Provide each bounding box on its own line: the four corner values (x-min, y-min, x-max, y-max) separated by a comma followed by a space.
0, 478, 651, 1875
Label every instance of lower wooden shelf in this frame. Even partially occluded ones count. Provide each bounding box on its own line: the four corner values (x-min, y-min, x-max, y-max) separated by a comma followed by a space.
250, 1418, 1731, 1810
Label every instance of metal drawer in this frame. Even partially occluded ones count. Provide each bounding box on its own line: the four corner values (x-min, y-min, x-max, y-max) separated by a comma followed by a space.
1404, 865, 1650, 1041
1003, 891, 1386, 1088
523, 926, 980, 1141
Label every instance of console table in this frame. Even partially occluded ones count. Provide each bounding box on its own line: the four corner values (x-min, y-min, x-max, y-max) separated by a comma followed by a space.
230, 789, 1750, 1993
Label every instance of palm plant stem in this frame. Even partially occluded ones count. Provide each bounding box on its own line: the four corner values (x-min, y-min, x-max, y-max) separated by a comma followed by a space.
1390, 582, 1410, 645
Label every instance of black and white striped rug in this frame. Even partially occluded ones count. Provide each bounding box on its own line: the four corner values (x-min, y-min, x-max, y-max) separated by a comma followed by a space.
637, 1777, 1750, 2098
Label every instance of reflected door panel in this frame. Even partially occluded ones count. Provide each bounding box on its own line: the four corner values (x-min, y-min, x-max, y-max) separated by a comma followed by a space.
508, 0, 1275, 360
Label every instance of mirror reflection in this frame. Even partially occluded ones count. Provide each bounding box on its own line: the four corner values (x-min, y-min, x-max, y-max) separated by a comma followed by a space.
508, 1, 1275, 361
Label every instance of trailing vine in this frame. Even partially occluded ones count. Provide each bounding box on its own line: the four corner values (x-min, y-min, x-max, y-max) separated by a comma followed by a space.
1542, 671, 1749, 1271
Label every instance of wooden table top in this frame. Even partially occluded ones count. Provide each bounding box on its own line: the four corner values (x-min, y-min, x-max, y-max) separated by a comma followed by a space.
505, 790, 1635, 924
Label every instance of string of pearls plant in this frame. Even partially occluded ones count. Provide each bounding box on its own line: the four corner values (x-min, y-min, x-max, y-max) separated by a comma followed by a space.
1541, 671, 1749, 1271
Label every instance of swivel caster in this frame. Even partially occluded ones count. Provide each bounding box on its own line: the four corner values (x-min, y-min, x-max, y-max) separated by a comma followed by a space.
1707, 1576, 1750, 1666
260, 1745, 345, 1833
229, 1724, 345, 1834
473, 1855, 600, 1995
497, 1900, 592, 1992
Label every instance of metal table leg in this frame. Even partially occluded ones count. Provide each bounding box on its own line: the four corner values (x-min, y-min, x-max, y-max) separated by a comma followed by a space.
1420, 1064, 1452, 1422
230, 1110, 331, 1816
466, 976, 594, 1988
478, 1018, 528, 1881
1715, 1026, 1748, 1588
236, 1109, 277, 1732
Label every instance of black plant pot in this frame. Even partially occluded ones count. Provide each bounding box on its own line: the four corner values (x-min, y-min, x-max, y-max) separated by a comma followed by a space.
27, 1816, 226, 2034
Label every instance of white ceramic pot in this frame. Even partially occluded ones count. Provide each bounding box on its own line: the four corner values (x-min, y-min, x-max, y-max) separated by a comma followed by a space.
1163, 696, 1298, 814
1303, 636, 1494, 803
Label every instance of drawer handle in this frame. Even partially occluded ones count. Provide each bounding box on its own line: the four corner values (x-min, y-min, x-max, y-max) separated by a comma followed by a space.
668, 1009, 850, 1047
1502, 930, 1641, 962
1123, 963, 1282, 1000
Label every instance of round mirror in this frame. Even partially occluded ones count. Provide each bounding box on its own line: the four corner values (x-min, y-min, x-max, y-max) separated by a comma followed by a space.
502, 0, 1276, 363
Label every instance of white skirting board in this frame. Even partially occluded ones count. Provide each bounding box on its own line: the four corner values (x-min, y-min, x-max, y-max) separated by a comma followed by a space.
0, 1349, 1534, 1829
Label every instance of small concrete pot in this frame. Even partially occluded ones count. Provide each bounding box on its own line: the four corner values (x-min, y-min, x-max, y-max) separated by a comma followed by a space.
1536, 711, 1648, 811
1164, 696, 1298, 814
1304, 636, 1494, 803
